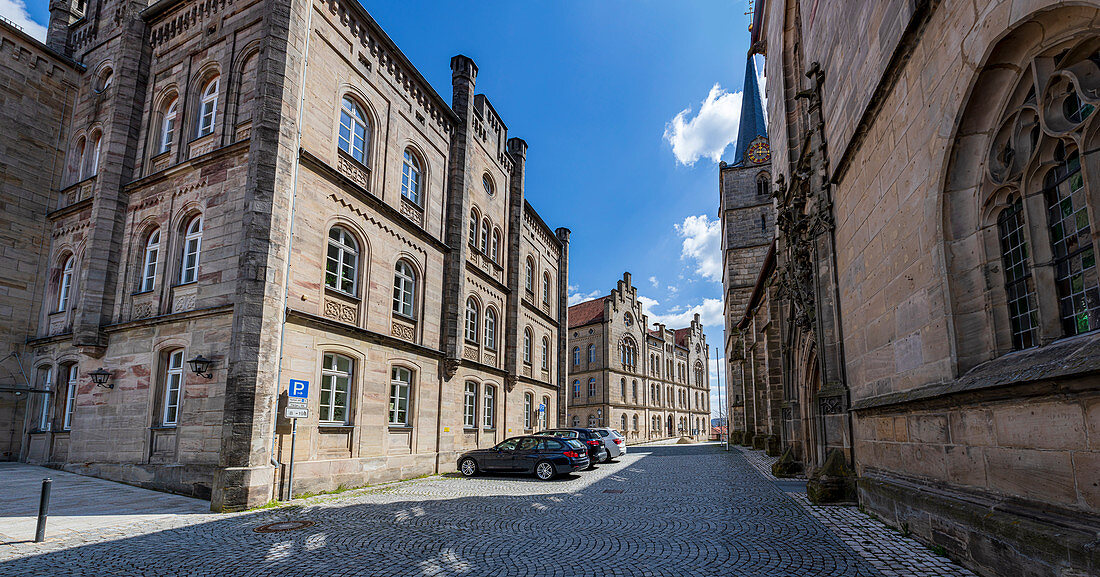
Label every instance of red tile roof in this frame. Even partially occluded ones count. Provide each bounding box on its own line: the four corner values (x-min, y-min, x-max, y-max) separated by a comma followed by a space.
568, 296, 608, 328
674, 328, 691, 347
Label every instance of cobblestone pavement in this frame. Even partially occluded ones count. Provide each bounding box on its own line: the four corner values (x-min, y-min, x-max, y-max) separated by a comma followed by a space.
0, 443, 965, 576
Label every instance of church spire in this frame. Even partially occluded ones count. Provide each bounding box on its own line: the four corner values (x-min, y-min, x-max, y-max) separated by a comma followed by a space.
732, 56, 768, 166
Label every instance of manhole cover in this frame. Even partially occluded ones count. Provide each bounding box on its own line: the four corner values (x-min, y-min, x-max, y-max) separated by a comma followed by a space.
603, 489, 624, 494
253, 520, 315, 533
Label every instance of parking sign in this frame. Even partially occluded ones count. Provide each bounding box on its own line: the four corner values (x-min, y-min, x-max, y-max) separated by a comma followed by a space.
289, 379, 309, 400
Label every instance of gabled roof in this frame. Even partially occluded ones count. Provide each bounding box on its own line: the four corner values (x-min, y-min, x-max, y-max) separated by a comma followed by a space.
731, 55, 768, 166
568, 296, 608, 328
674, 328, 692, 347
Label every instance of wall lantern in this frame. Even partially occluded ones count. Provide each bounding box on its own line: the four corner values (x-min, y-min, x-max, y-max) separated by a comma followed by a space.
187, 355, 214, 379
88, 367, 113, 389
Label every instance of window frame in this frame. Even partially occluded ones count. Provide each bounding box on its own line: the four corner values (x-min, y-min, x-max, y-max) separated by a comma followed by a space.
523, 328, 532, 364
463, 381, 478, 429
393, 260, 417, 319
338, 96, 369, 165
140, 229, 160, 293
389, 366, 413, 427
197, 76, 219, 138
160, 97, 178, 154
162, 349, 184, 426
400, 148, 422, 205
464, 297, 480, 343
319, 352, 353, 426
179, 215, 203, 285
62, 364, 78, 430
482, 384, 495, 429
524, 392, 533, 430
485, 307, 498, 350
57, 254, 74, 312
325, 226, 360, 297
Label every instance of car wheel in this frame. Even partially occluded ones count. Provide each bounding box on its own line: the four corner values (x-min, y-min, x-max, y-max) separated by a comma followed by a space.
535, 461, 556, 480
459, 458, 478, 477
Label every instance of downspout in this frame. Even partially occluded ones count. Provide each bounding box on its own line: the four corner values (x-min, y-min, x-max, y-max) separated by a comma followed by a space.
269, 0, 314, 500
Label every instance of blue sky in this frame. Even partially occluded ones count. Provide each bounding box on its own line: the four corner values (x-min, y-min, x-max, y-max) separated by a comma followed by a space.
8, 0, 757, 418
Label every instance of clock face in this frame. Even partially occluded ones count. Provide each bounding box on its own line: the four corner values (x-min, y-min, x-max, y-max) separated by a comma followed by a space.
747, 140, 771, 164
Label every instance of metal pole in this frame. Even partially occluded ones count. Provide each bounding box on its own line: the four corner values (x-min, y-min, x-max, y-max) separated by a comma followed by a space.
286, 418, 297, 500
34, 478, 51, 542
716, 346, 728, 451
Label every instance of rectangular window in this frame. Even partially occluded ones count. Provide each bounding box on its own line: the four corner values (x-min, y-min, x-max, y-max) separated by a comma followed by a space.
63, 364, 78, 430
463, 382, 477, 429
524, 394, 533, 429
482, 385, 495, 429
162, 350, 184, 426
320, 353, 352, 425
35, 367, 53, 430
587, 379, 596, 397
390, 366, 411, 426
997, 198, 1039, 349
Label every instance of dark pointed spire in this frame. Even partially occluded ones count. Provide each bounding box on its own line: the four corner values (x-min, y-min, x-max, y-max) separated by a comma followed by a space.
732, 56, 768, 166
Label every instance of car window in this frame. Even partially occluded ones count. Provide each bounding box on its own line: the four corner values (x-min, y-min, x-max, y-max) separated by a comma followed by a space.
516, 438, 538, 451
610, 430, 621, 437
595, 430, 609, 437
542, 439, 563, 451
495, 438, 520, 451
564, 439, 586, 450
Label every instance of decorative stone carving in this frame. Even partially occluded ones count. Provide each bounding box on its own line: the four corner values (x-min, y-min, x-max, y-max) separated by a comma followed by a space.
781, 406, 793, 421
234, 121, 252, 142
522, 365, 532, 377
172, 293, 196, 313
189, 134, 215, 158
399, 197, 423, 226
483, 352, 497, 367
132, 301, 154, 320
441, 358, 460, 381
391, 319, 414, 341
505, 374, 518, 392
323, 299, 358, 324
337, 154, 370, 190
463, 346, 478, 361
819, 395, 844, 415
49, 315, 67, 336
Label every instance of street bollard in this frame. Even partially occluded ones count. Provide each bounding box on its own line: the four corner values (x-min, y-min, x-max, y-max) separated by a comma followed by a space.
34, 478, 51, 543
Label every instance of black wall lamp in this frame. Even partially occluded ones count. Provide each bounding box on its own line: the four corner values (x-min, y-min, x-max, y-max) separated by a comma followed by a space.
187, 355, 215, 379
88, 367, 113, 389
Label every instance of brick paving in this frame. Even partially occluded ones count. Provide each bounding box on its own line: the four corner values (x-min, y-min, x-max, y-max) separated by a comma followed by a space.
0, 443, 970, 576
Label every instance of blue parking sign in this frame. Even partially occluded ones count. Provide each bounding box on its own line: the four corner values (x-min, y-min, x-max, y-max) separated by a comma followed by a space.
289, 379, 309, 399
538, 404, 545, 413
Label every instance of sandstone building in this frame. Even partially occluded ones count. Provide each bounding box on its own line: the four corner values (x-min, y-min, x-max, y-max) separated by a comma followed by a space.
567, 273, 711, 442
725, 1, 1100, 576
0, 0, 569, 510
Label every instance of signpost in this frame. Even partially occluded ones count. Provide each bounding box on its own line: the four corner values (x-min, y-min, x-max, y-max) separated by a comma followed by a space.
285, 379, 309, 500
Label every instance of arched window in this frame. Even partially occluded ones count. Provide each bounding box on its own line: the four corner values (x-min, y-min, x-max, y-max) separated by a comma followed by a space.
88, 132, 101, 177
161, 349, 185, 426
620, 378, 626, 398
393, 260, 416, 318
482, 384, 495, 429
401, 148, 422, 205
62, 364, 78, 430
468, 208, 479, 246
756, 173, 771, 197
541, 337, 550, 370
180, 215, 203, 284
491, 228, 500, 263
485, 308, 498, 350
543, 273, 552, 307
523, 328, 532, 364
482, 174, 494, 196
632, 380, 637, 401
524, 392, 534, 429
621, 414, 627, 432
587, 344, 596, 364
694, 362, 704, 386
463, 381, 477, 428
572, 379, 580, 398
140, 229, 160, 292
338, 96, 368, 164
325, 226, 358, 295
160, 97, 177, 154
620, 337, 637, 369
320, 353, 353, 425
197, 76, 219, 137
480, 218, 490, 253
624, 312, 633, 327
389, 366, 412, 426
632, 414, 638, 431
572, 347, 580, 365
587, 377, 596, 397
541, 395, 551, 429
1044, 149, 1098, 337
57, 254, 74, 312
74, 136, 87, 181
465, 298, 479, 342
525, 257, 534, 293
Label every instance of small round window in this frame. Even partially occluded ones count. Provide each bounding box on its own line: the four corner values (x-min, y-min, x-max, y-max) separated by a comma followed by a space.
482, 174, 494, 196
95, 68, 113, 94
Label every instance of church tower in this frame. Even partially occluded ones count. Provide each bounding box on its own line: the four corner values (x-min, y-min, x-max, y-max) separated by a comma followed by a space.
720, 55, 774, 427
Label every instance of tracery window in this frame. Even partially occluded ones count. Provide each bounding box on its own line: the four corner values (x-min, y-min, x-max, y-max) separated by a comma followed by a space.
997, 196, 1039, 349
1045, 149, 1098, 336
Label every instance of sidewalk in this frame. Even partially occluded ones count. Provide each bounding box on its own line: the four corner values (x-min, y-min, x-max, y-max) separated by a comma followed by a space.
0, 462, 212, 545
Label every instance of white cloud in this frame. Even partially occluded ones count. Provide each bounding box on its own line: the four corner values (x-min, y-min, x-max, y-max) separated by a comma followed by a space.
645, 298, 724, 330
568, 289, 602, 307
663, 84, 743, 166
667, 286, 679, 296
636, 296, 660, 317
675, 214, 722, 283
0, 0, 48, 42
648, 276, 659, 288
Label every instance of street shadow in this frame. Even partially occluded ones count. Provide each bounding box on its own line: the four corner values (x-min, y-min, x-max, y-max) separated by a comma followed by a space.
0, 444, 879, 577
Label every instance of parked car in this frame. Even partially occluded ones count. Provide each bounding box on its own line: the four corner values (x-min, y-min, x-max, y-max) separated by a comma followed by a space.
590, 427, 626, 459
538, 428, 608, 467
457, 436, 590, 480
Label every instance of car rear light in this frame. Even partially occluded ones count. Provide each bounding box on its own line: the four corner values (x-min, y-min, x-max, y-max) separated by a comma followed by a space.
563, 451, 580, 458
586, 440, 599, 446
614, 438, 623, 444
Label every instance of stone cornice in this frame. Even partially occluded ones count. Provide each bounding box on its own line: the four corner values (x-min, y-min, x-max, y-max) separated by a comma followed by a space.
286, 308, 445, 359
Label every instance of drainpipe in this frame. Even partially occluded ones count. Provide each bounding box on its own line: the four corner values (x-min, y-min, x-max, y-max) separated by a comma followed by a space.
268, 0, 314, 500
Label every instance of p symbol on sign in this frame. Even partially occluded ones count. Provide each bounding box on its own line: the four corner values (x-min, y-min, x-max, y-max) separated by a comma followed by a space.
289, 379, 309, 399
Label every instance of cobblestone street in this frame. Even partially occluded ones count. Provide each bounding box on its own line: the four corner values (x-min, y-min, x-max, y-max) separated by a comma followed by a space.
0, 443, 975, 577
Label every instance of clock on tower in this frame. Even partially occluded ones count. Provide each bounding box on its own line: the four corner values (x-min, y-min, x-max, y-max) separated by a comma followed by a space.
747, 139, 770, 164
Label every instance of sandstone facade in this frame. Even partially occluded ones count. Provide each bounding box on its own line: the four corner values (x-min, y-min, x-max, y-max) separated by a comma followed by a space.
567, 273, 711, 443
732, 1, 1100, 575
1, 0, 569, 510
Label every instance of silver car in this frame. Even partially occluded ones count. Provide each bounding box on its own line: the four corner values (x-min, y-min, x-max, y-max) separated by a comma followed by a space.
591, 427, 626, 459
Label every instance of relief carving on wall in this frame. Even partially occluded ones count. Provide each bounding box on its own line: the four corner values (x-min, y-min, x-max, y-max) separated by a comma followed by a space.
323, 299, 358, 324
337, 154, 370, 190
483, 352, 497, 367
819, 395, 844, 415
172, 293, 196, 313
774, 177, 816, 331
400, 197, 423, 226
463, 346, 479, 362
132, 302, 154, 320
391, 320, 415, 341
